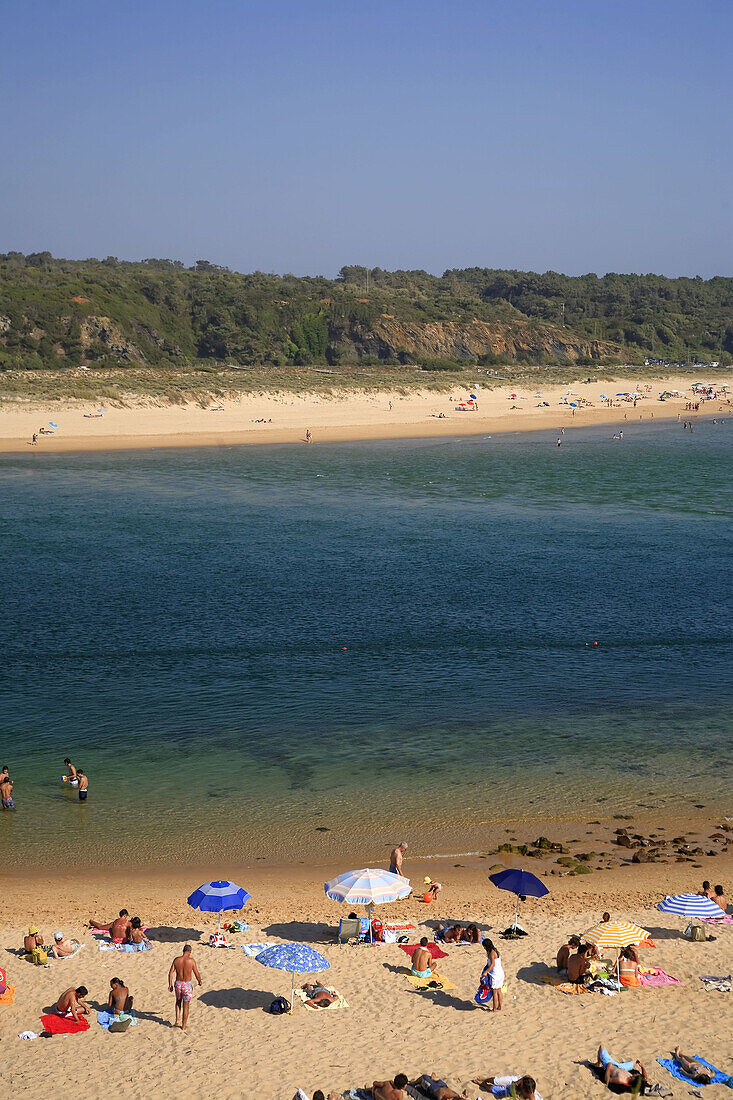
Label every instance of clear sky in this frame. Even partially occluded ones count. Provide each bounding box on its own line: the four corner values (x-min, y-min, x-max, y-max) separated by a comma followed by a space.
2, 0, 731, 277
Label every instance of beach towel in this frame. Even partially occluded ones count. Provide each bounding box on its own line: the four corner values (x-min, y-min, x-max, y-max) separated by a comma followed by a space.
241, 942, 277, 957
343, 1091, 372, 1100
293, 988, 348, 1011
699, 974, 731, 992
40, 1013, 90, 1034
99, 941, 151, 952
91, 926, 150, 936
0, 985, 15, 1005
639, 968, 683, 987
657, 1055, 729, 1086
638, 937, 656, 947
53, 943, 84, 959
97, 1009, 138, 1030
401, 966, 457, 990
700, 913, 733, 924
399, 942, 448, 960
384, 922, 417, 935
540, 974, 590, 995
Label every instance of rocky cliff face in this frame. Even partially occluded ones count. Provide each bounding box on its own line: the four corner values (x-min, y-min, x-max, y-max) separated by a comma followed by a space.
338, 318, 619, 363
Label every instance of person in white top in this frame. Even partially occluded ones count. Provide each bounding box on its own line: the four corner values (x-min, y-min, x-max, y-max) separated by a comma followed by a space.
472, 1075, 541, 1100
474, 938, 505, 1011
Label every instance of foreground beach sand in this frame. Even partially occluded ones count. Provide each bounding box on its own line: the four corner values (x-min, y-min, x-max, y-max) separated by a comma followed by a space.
1, 374, 729, 453
3, 847, 731, 1099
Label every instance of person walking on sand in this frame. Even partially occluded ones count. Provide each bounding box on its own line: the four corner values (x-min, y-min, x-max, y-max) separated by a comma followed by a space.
474, 938, 504, 1011
305, 429, 312, 443
169, 944, 202, 1030
389, 842, 407, 876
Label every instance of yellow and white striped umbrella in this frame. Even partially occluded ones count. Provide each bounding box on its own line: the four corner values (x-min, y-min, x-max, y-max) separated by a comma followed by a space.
583, 920, 649, 949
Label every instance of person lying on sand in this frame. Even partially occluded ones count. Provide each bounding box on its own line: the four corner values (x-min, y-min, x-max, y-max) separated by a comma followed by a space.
369, 1074, 409, 1099
461, 923, 481, 943
556, 935, 581, 971
437, 923, 462, 943
411, 938, 437, 978
89, 909, 130, 942
473, 1075, 540, 1099
56, 985, 90, 1022
125, 916, 150, 946
412, 1073, 468, 1099
52, 931, 81, 958
672, 1046, 714, 1084
108, 977, 133, 1016
292, 1090, 338, 1100
594, 1046, 648, 1094
301, 982, 338, 1008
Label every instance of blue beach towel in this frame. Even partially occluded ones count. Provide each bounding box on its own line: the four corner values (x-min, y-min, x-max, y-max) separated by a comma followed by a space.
96, 1010, 138, 1030
657, 1055, 728, 1086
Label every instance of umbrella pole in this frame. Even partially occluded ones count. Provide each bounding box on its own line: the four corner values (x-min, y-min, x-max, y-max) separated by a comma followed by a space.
514, 894, 519, 929
290, 969, 294, 1015
217, 911, 221, 935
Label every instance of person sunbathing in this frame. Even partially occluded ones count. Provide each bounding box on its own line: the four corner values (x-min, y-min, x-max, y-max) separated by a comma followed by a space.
594, 1047, 648, 1094
56, 985, 90, 1022
461, 923, 481, 943
672, 1046, 714, 1084
618, 946, 641, 987
412, 1074, 469, 1099
713, 884, 727, 910
370, 1075, 408, 1100
24, 926, 44, 954
473, 1075, 540, 1099
567, 943, 593, 983
411, 938, 437, 978
89, 909, 130, 942
301, 982, 338, 1008
125, 917, 150, 946
52, 931, 81, 958
436, 923, 463, 943
108, 977, 133, 1016
556, 935, 581, 971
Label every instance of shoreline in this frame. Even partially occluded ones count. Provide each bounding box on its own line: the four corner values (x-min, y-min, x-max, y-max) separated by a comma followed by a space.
0, 374, 728, 454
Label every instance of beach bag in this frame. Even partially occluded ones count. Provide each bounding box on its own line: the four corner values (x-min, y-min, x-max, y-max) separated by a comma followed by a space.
382, 928, 397, 944
209, 932, 229, 948
32, 947, 48, 965
268, 996, 290, 1015
685, 922, 707, 942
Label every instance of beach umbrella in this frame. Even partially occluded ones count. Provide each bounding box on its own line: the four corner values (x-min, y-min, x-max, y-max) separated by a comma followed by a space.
325, 868, 412, 942
255, 942, 329, 1014
187, 880, 251, 933
657, 893, 723, 925
583, 920, 649, 981
49, 421, 59, 429
469, 393, 477, 400
569, 402, 578, 407
489, 868, 549, 928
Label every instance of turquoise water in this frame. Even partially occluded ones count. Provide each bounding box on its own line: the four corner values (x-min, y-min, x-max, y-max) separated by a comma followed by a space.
1, 420, 731, 868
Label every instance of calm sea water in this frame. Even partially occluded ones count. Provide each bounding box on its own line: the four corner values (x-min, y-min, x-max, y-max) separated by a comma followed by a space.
1, 420, 731, 869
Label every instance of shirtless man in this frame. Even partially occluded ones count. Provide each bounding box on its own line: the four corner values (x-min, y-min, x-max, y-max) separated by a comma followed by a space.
77, 770, 88, 801
594, 1047, 647, 1093
168, 944, 202, 1030
437, 923, 463, 943
24, 926, 44, 954
0, 775, 15, 810
63, 758, 77, 783
89, 908, 131, 942
56, 985, 90, 1022
567, 943, 592, 983
389, 842, 407, 876
369, 1074, 408, 1100
412, 1074, 469, 1099
410, 937, 437, 978
556, 935, 581, 971
301, 982, 338, 1008
52, 931, 81, 958
672, 1046, 714, 1084
108, 977, 133, 1016
713, 884, 727, 910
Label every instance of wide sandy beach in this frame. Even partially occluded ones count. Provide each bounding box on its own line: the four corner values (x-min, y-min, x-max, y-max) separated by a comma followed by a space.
3, 816, 731, 1099
1, 375, 729, 453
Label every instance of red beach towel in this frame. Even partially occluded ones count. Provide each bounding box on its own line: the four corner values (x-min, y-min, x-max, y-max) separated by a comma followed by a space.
398, 943, 448, 960
40, 1013, 90, 1034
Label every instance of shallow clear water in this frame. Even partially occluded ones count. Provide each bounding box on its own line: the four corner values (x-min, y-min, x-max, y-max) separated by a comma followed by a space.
1, 419, 731, 868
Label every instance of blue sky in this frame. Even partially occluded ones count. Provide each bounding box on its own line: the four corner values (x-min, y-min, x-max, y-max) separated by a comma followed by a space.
2, 0, 731, 276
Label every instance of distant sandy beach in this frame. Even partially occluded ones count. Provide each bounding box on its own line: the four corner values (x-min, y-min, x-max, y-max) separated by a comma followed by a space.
1, 375, 730, 454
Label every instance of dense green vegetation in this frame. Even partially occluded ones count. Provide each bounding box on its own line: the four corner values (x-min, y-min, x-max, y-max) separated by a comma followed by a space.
0, 252, 731, 374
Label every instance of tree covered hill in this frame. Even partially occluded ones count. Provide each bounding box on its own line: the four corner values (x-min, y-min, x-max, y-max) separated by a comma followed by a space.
1, 252, 731, 372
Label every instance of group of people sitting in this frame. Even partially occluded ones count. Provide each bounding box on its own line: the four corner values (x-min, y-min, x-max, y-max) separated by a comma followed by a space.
435, 923, 481, 943
700, 880, 727, 909
23, 926, 81, 963
89, 908, 150, 947
55, 978, 133, 1022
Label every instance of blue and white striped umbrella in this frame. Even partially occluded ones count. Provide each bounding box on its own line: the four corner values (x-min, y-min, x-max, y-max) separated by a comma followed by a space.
255, 943, 330, 1013
657, 893, 723, 919
187, 880, 251, 932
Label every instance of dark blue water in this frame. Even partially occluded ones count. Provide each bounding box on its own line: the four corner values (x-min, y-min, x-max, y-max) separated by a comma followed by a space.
1, 420, 731, 867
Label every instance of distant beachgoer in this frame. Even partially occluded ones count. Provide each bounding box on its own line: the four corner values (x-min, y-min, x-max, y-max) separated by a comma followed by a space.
389, 842, 407, 876
422, 877, 442, 902
594, 1047, 647, 1093
31, 433, 38, 445
672, 1046, 714, 1084
410, 937, 437, 978
89, 909, 130, 942
0, 775, 15, 810
24, 926, 44, 955
556, 438, 562, 446
412, 1075, 468, 1099
567, 943, 592, 984
52, 931, 81, 958
301, 982, 338, 1008
56, 985, 90, 1022
169, 944, 202, 1030
389, 401, 393, 411
472, 1075, 540, 1099
126, 917, 150, 946
108, 977, 133, 1016
77, 770, 88, 801
63, 758, 78, 785
602, 912, 610, 922
1, 765, 8, 781
714, 884, 727, 910
560, 427, 565, 434
475, 938, 504, 1010
699, 880, 713, 898
437, 923, 463, 943
369, 1075, 408, 1100
305, 429, 312, 443
556, 935, 581, 972
618, 946, 640, 987
461, 923, 481, 943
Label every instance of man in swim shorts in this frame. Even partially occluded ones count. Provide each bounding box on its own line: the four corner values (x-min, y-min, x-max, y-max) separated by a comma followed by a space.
595, 1047, 648, 1093
56, 985, 90, 1022
77, 770, 88, 801
89, 909, 131, 942
0, 774, 15, 809
168, 944, 202, 1030
389, 842, 407, 876
413, 1074, 467, 1099
410, 937, 437, 978
52, 931, 81, 958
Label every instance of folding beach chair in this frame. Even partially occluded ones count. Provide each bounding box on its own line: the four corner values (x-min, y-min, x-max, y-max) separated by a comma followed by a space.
337, 918, 361, 947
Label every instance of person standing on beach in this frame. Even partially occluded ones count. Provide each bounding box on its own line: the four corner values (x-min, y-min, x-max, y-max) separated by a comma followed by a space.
389, 842, 407, 876
169, 944, 202, 1030
305, 429, 312, 443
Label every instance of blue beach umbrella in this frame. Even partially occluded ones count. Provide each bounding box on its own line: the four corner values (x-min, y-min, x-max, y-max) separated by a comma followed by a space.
49, 421, 59, 429
187, 879, 251, 933
569, 402, 578, 407
469, 393, 477, 400
255, 943, 330, 1014
657, 893, 723, 925
489, 867, 549, 928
